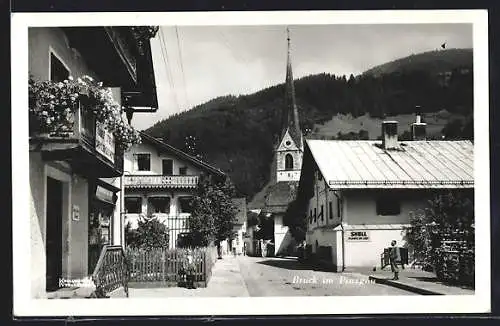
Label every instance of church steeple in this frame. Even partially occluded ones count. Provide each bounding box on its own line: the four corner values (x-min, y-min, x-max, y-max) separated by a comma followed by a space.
281, 27, 303, 150
275, 27, 303, 183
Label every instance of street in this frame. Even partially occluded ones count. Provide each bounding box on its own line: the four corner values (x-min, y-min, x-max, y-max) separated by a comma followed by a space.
126, 255, 418, 298
237, 255, 416, 296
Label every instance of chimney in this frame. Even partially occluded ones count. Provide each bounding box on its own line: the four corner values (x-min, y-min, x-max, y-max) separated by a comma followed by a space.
411, 106, 427, 140
382, 121, 398, 149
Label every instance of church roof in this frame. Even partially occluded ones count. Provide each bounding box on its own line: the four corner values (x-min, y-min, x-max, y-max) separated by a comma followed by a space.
280, 29, 303, 150
264, 181, 299, 212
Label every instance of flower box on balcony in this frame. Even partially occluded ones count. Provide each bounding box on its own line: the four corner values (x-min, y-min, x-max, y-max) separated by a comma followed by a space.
29, 75, 141, 151
28, 76, 136, 177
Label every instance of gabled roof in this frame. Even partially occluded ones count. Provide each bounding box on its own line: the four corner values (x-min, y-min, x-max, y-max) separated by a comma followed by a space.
305, 139, 474, 189
264, 181, 299, 213
139, 132, 226, 179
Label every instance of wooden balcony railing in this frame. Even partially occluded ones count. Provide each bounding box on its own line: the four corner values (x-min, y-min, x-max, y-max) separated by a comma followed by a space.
124, 175, 199, 188
91, 245, 129, 298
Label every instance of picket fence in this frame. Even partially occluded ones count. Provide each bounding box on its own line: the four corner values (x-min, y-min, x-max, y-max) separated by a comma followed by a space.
125, 246, 218, 288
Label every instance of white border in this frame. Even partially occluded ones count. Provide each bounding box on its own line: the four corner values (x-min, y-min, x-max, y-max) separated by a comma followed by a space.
12, 10, 490, 316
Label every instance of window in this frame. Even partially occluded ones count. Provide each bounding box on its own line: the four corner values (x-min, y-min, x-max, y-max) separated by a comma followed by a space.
125, 197, 142, 214
309, 209, 313, 224
320, 205, 324, 221
50, 52, 69, 82
179, 166, 187, 175
376, 196, 401, 216
329, 201, 333, 219
148, 196, 170, 214
137, 154, 151, 171
314, 208, 317, 222
178, 197, 193, 214
162, 159, 173, 175
285, 154, 294, 170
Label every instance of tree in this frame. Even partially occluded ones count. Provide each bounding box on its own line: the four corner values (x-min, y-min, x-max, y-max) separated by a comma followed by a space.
184, 134, 204, 160
188, 175, 237, 257
442, 118, 464, 140
283, 198, 307, 242
404, 190, 474, 284
125, 215, 170, 249
254, 213, 275, 241
399, 130, 412, 141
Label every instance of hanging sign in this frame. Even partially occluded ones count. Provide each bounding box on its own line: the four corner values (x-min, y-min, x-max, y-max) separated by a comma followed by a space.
346, 231, 370, 242
95, 121, 115, 164
96, 185, 115, 204
72, 205, 80, 221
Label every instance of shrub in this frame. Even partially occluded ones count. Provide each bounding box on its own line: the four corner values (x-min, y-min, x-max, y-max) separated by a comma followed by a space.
126, 215, 169, 249
404, 190, 474, 285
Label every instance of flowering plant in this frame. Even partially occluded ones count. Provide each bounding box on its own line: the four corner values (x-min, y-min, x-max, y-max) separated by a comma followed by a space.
29, 75, 141, 151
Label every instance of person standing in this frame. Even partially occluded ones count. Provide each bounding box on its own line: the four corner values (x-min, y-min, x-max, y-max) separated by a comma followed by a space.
389, 240, 401, 280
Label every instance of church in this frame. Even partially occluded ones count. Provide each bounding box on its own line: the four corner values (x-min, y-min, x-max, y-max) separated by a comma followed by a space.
258, 29, 304, 256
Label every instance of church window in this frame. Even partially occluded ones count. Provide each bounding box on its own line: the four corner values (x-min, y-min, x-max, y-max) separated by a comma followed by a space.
285, 154, 294, 170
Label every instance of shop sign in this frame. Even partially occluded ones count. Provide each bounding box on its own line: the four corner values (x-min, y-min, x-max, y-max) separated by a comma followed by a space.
96, 185, 115, 204
95, 121, 115, 164
346, 230, 370, 242
72, 205, 80, 221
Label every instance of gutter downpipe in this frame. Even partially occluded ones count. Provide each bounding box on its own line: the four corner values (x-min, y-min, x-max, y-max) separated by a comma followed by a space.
333, 190, 345, 272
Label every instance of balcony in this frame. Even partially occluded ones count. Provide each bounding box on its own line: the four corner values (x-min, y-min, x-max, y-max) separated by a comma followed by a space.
124, 175, 199, 189
29, 102, 124, 178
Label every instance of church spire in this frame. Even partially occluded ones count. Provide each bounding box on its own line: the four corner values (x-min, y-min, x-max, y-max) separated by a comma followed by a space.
282, 27, 303, 150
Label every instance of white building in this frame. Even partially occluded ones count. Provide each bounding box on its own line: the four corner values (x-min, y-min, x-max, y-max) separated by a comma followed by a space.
296, 119, 474, 271
123, 132, 226, 249
28, 27, 158, 298
230, 198, 248, 255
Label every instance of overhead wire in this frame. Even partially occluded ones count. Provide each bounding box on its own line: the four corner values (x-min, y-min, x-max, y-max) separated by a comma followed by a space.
158, 27, 181, 113
175, 26, 191, 110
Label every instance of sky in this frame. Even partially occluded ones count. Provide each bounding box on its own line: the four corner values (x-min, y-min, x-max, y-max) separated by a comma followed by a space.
131, 23, 472, 131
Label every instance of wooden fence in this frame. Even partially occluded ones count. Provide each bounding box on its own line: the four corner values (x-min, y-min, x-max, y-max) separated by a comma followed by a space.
125, 246, 218, 288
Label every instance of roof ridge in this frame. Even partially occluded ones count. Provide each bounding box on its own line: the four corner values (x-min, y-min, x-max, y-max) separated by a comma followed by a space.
139, 131, 226, 177
305, 138, 474, 189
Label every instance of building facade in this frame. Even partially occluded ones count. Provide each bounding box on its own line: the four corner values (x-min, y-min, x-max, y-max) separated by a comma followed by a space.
229, 198, 248, 255
123, 132, 226, 249
29, 27, 158, 298
296, 118, 474, 271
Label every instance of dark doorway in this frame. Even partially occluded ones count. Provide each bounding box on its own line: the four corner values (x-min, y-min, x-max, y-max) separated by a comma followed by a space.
46, 177, 63, 291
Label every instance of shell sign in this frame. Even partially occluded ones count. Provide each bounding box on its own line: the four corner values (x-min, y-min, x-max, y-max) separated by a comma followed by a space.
346, 231, 370, 242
